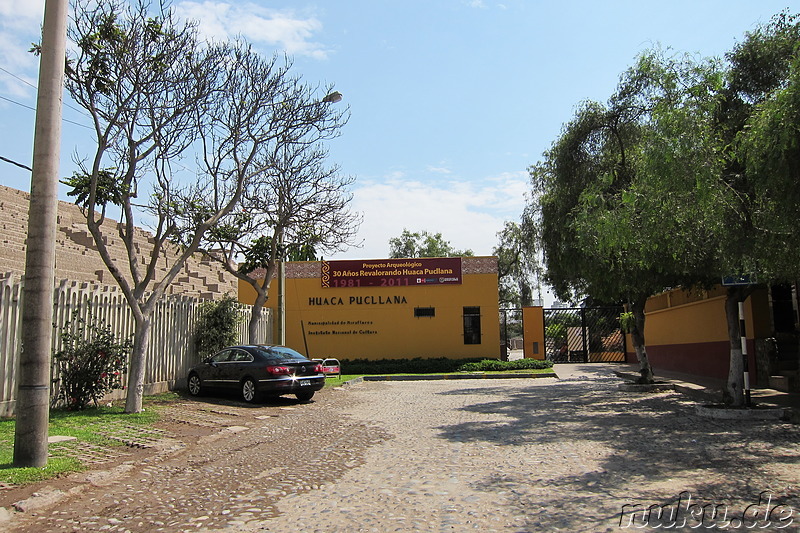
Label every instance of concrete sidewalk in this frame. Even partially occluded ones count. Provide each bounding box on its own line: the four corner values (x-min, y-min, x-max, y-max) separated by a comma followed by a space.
607, 362, 800, 414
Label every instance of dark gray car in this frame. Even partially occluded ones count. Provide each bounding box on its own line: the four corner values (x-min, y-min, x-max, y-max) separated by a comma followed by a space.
187, 345, 325, 403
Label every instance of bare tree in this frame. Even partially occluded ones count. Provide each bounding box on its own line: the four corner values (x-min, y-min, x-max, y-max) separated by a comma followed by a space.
62, 0, 313, 412
200, 120, 361, 344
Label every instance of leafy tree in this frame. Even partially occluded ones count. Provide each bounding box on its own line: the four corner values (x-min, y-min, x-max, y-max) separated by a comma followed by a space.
388, 229, 473, 258
531, 49, 723, 383
493, 220, 541, 307
532, 12, 800, 400
713, 12, 800, 404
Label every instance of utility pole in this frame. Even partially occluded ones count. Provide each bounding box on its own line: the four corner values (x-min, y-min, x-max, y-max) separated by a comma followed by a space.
14, 0, 68, 467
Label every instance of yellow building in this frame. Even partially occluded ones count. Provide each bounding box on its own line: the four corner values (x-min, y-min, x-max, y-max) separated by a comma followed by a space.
239, 257, 500, 360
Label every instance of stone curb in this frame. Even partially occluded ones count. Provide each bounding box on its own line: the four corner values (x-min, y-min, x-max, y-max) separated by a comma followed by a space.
347, 372, 557, 383
695, 404, 788, 420
618, 382, 676, 392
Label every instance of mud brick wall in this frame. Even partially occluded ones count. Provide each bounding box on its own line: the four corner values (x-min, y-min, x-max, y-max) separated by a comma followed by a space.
0, 184, 236, 299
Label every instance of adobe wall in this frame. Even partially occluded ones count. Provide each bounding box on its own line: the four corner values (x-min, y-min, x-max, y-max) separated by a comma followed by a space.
0, 184, 236, 299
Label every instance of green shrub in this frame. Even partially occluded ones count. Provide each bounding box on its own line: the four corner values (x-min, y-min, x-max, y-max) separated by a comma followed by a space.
457, 358, 554, 372
194, 295, 243, 360
337, 357, 553, 375
339, 357, 483, 375
54, 310, 131, 410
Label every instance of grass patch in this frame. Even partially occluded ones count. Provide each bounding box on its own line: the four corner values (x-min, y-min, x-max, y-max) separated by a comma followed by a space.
323, 374, 364, 387
0, 394, 173, 486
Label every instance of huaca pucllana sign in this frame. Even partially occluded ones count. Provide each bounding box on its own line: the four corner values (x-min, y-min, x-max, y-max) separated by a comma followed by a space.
321, 258, 462, 288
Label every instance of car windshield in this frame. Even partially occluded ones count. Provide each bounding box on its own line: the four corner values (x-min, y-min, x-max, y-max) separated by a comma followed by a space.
256, 346, 308, 361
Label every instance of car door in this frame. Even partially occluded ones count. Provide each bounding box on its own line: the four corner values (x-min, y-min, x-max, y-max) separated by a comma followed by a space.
218, 348, 254, 389
203, 349, 233, 389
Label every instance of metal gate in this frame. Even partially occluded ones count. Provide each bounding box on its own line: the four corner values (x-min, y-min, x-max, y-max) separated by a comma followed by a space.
544, 307, 626, 363
499, 308, 523, 360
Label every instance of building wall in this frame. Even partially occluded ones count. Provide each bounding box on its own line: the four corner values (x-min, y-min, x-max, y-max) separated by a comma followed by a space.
627, 286, 770, 381
239, 257, 501, 360
522, 306, 545, 360
0, 184, 236, 298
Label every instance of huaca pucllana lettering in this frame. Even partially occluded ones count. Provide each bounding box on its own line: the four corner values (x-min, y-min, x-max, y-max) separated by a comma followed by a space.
308, 295, 408, 306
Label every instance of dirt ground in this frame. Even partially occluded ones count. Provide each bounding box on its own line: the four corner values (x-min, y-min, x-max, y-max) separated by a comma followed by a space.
0, 386, 386, 531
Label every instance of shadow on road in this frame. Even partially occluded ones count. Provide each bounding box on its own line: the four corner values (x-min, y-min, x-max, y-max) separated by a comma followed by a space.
435, 376, 800, 531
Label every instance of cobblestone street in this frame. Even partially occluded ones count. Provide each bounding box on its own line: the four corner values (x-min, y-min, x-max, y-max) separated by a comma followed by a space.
2, 365, 799, 532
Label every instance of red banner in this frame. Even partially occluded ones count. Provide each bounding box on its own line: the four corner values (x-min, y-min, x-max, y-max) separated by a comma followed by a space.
321, 258, 462, 288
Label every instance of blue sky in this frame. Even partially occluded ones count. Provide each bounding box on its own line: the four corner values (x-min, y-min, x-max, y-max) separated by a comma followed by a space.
1, 0, 798, 263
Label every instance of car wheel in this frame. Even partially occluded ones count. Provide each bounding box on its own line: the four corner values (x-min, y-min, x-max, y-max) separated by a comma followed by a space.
188, 373, 202, 396
295, 391, 315, 402
241, 377, 258, 403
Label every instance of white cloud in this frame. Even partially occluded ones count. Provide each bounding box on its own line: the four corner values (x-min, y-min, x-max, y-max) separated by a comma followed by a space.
426, 165, 452, 175
174, 1, 330, 59
0, 0, 44, 24
330, 170, 530, 260
0, 0, 44, 98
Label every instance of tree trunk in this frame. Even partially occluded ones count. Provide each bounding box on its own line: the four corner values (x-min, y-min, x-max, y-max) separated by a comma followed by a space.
630, 296, 655, 384
248, 289, 268, 344
124, 314, 151, 413
519, 281, 532, 307
724, 287, 749, 406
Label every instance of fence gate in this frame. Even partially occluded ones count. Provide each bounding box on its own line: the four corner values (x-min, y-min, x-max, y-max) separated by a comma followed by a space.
499, 308, 523, 360
544, 307, 626, 363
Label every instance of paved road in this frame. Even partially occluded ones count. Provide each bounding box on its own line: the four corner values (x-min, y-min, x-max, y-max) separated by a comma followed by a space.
2, 365, 799, 532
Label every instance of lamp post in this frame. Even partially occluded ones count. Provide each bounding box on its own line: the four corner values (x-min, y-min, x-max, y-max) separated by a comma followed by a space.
321, 91, 343, 103
274, 91, 342, 348
277, 239, 286, 346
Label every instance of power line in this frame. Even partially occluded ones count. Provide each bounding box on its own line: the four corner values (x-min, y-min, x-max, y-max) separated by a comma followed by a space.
0, 155, 32, 171
0, 65, 89, 116
0, 93, 35, 111
0, 94, 93, 130
0, 66, 36, 89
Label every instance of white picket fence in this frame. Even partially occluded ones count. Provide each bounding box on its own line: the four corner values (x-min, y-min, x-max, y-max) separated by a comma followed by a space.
0, 274, 272, 416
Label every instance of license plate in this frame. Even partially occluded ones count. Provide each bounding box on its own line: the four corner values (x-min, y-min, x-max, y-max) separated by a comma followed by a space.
299, 380, 311, 386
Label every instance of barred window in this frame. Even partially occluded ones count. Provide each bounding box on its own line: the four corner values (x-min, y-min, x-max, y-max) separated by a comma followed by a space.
463, 306, 481, 344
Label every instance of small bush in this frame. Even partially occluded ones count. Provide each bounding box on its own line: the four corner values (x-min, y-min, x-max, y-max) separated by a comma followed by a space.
457, 358, 554, 372
54, 310, 131, 410
336, 357, 553, 375
339, 357, 483, 375
194, 295, 243, 360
